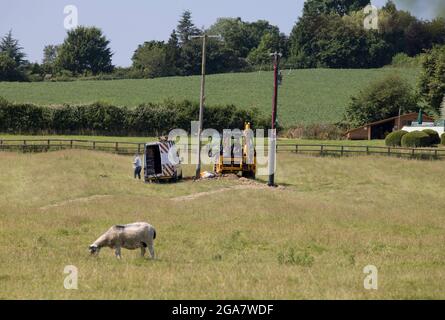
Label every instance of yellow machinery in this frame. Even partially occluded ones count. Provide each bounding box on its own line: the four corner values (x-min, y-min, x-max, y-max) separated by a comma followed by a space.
214, 122, 256, 179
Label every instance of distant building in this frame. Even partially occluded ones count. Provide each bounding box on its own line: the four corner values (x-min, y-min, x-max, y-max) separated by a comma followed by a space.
346, 112, 435, 140
402, 120, 445, 136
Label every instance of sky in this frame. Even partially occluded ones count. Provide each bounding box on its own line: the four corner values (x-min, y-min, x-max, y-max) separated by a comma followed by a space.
0, 0, 444, 67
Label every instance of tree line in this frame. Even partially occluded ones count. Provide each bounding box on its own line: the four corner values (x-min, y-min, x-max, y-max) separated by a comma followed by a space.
1, 0, 445, 81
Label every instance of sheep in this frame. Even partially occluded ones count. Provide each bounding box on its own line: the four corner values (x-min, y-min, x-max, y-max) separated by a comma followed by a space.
89, 222, 156, 259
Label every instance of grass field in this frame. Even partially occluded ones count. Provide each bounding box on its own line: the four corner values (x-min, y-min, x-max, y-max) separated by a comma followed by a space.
0, 68, 420, 126
1, 149, 444, 299
0, 134, 387, 147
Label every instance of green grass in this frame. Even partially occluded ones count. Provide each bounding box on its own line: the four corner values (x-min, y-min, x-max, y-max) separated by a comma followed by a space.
1, 149, 444, 299
0, 134, 386, 147
0, 68, 420, 126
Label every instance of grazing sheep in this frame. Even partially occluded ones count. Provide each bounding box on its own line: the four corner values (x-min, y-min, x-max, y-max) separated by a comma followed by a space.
89, 222, 156, 259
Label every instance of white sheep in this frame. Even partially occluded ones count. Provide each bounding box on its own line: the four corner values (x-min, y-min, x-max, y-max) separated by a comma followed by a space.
89, 222, 156, 259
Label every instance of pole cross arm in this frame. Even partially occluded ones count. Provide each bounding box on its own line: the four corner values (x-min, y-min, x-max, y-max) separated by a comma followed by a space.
189, 35, 222, 40
270, 52, 283, 58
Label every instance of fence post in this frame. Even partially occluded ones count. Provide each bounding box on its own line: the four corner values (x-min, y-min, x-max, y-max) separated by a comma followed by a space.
366, 146, 369, 155
411, 148, 415, 158
388, 147, 391, 156
295, 145, 298, 154
93, 141, 96, 150
341, 146, 344, 157
70, 140, 73, 149
320, 145, 324, 156
116, 142, 119, 152
138, 144, 142, 154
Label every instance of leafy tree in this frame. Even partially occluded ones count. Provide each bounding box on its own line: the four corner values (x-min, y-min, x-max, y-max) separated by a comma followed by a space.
208, 18, 252, 57
42, 45, 60, 74
440, 96, 445, 121
132, 41, 170, 78
56, 26, 114, 75
428, 18, 445, 45
290, 13, 390, 68
247, 31, 288, 66
0, 52, 23, 81
165, 30, 181, 75
289, 0, 445, 69
179, 37, 243, 76
208, 18, 285, 60
378, 2, 445, 58
244, 20, 281, 54
344, 74, 418, 127
0, 30, 26, 66
418, 45, 445, 114
176, 10, 201, 44
302, 0, 370, 17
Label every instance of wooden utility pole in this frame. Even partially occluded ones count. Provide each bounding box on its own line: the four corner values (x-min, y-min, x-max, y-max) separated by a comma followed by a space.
191, 34, 219, 180
268, 52, 282, 187
397, 107, 401, 130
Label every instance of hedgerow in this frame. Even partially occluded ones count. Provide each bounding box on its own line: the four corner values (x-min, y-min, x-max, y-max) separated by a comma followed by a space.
0, 97, 271, 136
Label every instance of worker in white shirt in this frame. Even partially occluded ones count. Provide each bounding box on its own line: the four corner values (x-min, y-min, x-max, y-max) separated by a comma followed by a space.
133, 153, 142, 180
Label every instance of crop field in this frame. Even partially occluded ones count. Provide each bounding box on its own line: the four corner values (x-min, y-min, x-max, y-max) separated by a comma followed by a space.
0, 68, 419, 126
1, 149, 444, 299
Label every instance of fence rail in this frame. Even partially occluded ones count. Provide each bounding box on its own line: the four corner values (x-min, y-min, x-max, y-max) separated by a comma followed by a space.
276, 144, 445, 159
0, 139, 145, 155
1, 139, 444, 160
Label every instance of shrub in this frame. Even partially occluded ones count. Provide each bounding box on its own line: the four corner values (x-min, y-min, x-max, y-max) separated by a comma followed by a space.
385, 130, 408, 147
401, 131, 432, 148
422, 129, 441, 145
441, 133, 445, 145
390, 53, 423, 68
0, 97, 270, 136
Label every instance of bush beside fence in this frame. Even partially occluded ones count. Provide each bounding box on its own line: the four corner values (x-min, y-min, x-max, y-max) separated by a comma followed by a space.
0, 98, 271, 136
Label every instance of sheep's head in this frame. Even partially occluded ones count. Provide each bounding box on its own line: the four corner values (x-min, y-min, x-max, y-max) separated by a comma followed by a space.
89, 244, 100, 256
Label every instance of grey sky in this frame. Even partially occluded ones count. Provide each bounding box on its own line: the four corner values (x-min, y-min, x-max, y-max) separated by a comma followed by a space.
0, 0, 443, 67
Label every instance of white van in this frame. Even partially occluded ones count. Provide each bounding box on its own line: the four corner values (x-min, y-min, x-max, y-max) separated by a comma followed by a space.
144, 141, 182, 183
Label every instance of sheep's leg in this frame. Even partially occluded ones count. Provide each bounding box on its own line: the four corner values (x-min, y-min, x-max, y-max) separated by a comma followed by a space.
115, 246, 122, 259
140, 246, 146, 257
148, 243, 155, 259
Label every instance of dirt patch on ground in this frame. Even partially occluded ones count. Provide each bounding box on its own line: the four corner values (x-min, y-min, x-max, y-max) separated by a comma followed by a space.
172, 175, 284, 202
39, 195, 112, 210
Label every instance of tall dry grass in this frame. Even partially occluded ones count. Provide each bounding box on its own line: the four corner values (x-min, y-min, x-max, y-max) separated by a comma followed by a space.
0, 150, 444, 299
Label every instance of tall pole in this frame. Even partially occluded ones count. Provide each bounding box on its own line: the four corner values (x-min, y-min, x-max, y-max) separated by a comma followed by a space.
190, 34, 219, 180
196, 35, 207, 179
268, 52, 281, 187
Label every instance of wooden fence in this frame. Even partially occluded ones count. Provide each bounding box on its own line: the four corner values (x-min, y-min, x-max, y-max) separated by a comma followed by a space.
1, 139, 444, 160
277, 144, 445, 159
0, 139, 145, 155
